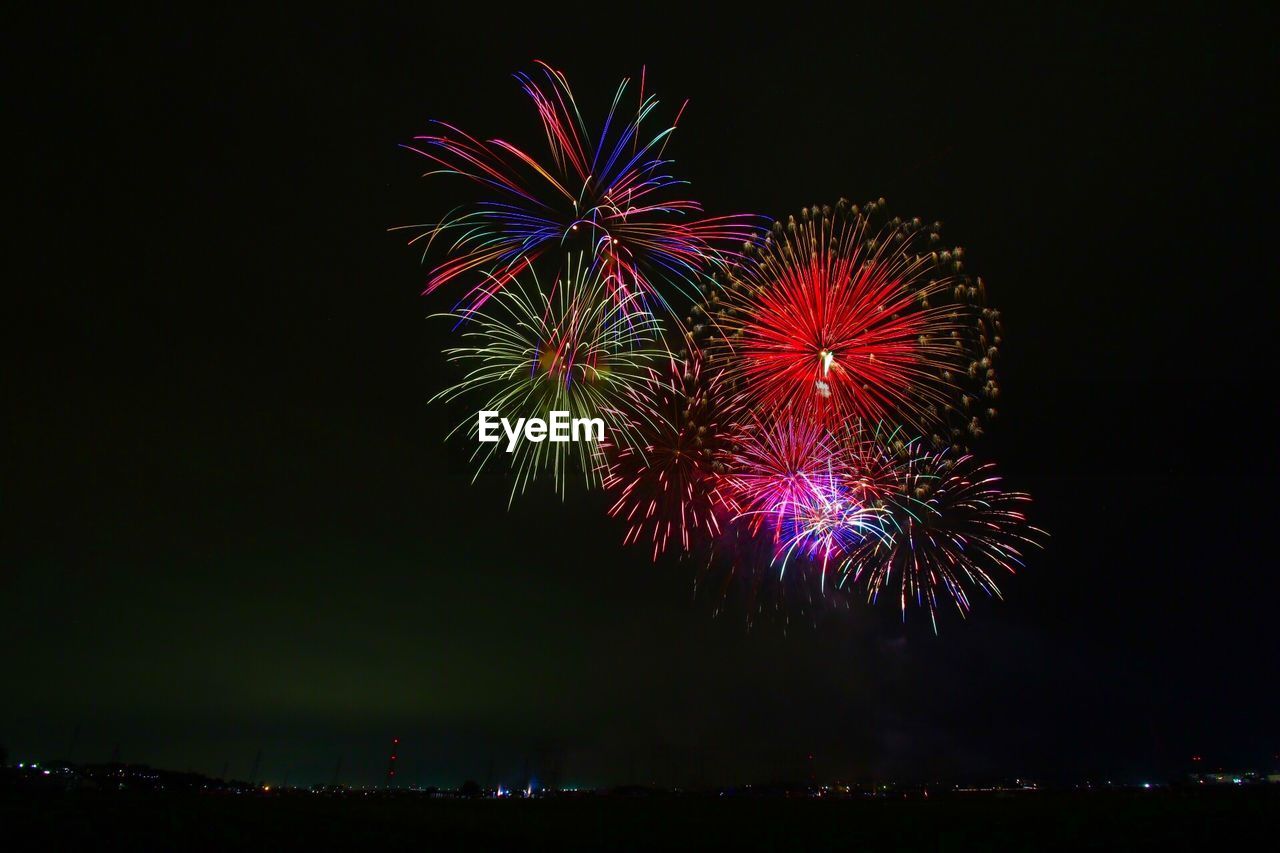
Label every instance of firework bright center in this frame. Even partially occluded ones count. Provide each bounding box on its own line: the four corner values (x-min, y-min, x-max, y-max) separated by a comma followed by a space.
537, 348, 608, 382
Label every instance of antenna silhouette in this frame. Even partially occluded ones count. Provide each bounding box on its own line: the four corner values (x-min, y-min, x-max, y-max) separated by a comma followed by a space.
386, 737, 400, 788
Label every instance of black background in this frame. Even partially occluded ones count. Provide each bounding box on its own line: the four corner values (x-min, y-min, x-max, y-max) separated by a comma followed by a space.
4, 6, 1275, 788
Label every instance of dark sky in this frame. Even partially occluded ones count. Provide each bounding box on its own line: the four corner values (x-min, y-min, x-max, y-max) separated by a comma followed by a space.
5, 7, 1276, 788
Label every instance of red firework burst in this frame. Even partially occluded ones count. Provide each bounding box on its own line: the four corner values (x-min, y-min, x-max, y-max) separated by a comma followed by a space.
704, 200, 977, 432
601, 353, 741, 560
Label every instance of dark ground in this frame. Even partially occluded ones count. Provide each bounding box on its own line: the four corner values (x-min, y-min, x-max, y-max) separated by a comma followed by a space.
3, 788, 1276, 851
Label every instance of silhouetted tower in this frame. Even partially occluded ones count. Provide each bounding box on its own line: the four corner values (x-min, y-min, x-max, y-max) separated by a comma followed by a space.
386, 737, 400, 788
330, 755, 343, 788
249, 748, 262, 786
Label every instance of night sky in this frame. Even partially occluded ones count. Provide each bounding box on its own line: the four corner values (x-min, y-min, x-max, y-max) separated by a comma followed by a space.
5, 7, 1275, 789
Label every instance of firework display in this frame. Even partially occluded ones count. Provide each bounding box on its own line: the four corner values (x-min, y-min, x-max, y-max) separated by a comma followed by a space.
405, 64, 1042, 628
838, 450, 1046, 632
700, 199, 999, 446
432, 254, 667, 500
600, 352, 740, 560
399, 61, 758, 319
